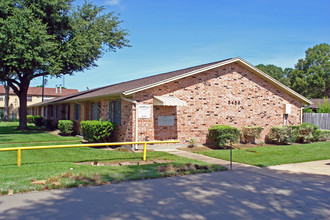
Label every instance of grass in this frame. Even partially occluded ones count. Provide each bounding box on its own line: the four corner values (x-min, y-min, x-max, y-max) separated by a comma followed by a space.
0, 122, 81, 143
195, 141, 330, 167
0, 144, 224, 194
0, 122, 225, 194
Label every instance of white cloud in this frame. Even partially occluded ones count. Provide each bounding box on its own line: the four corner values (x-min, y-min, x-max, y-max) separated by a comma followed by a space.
106, 0, 120, 6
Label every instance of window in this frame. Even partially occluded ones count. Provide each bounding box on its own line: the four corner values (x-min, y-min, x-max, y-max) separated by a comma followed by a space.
44, 97, 52, 101
27, 96, 32, 102
109, 100, 121, 124
43, 106, 47, 117
67, 105, 71, 120
74, 104, 80, 120
0, 95, 3, 101
49, 105, 54, 118
90, 102, 100, 120
55, 105, 59, 119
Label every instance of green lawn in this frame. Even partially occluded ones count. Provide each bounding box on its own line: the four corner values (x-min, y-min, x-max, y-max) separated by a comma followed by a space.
0, 122, 81, 143
0, 122, 225, 194
196, 141, 330, 167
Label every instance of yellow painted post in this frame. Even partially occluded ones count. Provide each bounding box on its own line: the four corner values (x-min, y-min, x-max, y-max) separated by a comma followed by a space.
17, 149, 21, 167
143, 142, 147, 161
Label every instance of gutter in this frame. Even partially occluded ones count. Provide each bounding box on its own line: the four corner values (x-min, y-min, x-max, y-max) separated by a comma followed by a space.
120, 94, 139, 150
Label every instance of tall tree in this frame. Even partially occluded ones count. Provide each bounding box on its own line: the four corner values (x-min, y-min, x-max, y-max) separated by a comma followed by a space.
256, 64, 291, 86
289, 43, 330, 98
0, 0, 129, 129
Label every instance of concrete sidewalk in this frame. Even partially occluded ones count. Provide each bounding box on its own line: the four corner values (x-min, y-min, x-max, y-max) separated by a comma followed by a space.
162, 149, 330, 192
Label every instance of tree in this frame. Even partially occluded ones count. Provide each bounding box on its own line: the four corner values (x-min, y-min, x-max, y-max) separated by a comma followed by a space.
256, 64, 291, 86
289, 43, 330, 98
0, 0, 129, 129
317, 97, 330, 113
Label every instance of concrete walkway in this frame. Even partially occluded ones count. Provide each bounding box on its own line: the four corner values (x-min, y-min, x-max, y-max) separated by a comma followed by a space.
268, 159, 330, 176
162, 149, 330, 192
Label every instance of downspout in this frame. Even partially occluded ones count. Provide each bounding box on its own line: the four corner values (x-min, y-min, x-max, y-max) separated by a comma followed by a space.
120, 94, 139, 150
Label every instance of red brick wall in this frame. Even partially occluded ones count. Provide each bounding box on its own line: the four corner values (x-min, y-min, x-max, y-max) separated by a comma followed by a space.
131, 63, 302, 143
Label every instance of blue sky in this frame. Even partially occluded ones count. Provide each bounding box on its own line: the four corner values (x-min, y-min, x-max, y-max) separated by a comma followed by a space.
30, 0, 330, 91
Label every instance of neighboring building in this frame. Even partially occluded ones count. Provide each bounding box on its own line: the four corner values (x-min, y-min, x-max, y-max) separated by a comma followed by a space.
28, 57, 312, 143
308, 98, 327, 112
0, 86, 78, 119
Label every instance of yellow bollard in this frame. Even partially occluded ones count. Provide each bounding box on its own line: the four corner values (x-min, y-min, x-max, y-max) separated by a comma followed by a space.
143, 142, 147, 161
17, 149, 21, 167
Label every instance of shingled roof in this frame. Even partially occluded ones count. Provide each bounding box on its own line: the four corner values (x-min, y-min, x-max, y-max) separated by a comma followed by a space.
28, 57, 313, 107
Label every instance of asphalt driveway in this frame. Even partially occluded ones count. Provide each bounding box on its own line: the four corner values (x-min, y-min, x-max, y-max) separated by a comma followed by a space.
0, 167, 329, 220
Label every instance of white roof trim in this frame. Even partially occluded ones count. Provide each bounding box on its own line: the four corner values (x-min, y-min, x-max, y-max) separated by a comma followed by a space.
123, 57, 312, 105
154, 96, 187, 107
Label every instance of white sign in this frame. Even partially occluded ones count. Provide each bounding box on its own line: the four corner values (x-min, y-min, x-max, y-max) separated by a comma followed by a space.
158, 116, 175, 126
138, 105, 151, 118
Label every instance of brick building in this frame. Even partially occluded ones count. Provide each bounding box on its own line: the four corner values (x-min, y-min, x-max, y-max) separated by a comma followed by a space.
28, 57, 312, 143
0, 86, 78, 119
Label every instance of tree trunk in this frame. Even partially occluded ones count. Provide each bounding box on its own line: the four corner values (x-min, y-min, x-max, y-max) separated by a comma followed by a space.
3, 83, 9, 121
17, 87, 29, 130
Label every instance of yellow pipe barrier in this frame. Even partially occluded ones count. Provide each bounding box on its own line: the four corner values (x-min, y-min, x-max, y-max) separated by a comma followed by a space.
0, 140, 179, 166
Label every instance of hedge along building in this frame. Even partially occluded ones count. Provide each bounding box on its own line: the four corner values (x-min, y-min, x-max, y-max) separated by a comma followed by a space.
28, 57, 312, 143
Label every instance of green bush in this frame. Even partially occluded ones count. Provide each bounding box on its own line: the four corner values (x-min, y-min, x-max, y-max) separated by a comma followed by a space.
302, 108, 313, 113
267, 126, 297, 145
208, 125, 240, 148
44, 119, 58, 131
58, 120, 74, 136
33, 115, 43, 127
81, 119, 114, 143
27, 115, 34, 123
315, 130, 330, 141
297, 123, 318, 143
317, 97, 330, 113
240, 126, 263, 143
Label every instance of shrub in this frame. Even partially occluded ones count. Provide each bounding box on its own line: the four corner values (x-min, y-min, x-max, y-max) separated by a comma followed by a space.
33, 115, 43, 127
315, 130, 330, 141
44, 119, 58, 131
267, 126, 296, 145
240, 126, 263, 144
81, 119, 114, 143
297, 123, 318, 143
302, 108, 313, 113
317, 97, 330, 113
188, 138, 197, 148
208, 125, 240, 148
27, 115, 34, 123
58, 120, 74, 136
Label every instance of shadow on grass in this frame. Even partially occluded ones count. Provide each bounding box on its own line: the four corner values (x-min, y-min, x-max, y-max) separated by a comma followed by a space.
0, 125, 45, 135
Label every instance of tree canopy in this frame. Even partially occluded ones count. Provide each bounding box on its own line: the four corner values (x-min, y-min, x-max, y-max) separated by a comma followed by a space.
257, 43, 329, 99
289, 43, 329, 98
255, 64, 291, 87
0, 0, 129, 129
